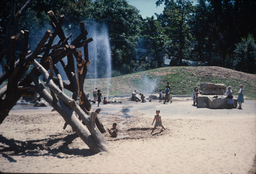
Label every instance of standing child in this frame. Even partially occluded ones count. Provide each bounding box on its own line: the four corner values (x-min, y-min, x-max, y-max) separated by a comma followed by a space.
151, 110, 166, 134
159, 89, 162, 102
97, 89, 102, 107
164, 86, 170, 103
237, 84, 244, 109
192, 87, 199, 106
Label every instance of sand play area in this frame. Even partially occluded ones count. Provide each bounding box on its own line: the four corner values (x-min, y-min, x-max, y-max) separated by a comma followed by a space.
0, 98, 256, 173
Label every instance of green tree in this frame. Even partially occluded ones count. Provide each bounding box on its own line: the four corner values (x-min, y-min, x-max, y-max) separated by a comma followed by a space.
197, 0, 256, 67
140, 16, 166, 68
233, 35, 256, 73
189, 0, 211, 63
156, 0, 194, 65
88, 0, 141, 73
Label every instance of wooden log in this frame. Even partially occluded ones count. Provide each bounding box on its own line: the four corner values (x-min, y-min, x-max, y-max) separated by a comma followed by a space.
47, 10, 66, 42
3, 64, 10, 78
0, 85, 7, 98
15, 0, 32, 18
67, 53, 75, 73
48, 57, 57, 101
0, 10, 69, 124
17, 86, 37, 97
60, 54, 78, 100
0, 0, 31, 63
43, 30, 57, 58
80, 22, 89, 62
59, 15, 65, 25
49, 46, 67, 58
87, 109, 105, 133
95, 117, 106, 133
60, 33, 72, 46
71, 30, 88, 46
53, 63, 64, 91
15, 30, 24, 41
30, 73, 102, 153
49, 57, 54, 78
31, 60, 108, 152
32, 30, 52, 57
10, 36, 16, 73
74, 49, 91, 111
74, 38, 93, 48
19, 30, 29, 67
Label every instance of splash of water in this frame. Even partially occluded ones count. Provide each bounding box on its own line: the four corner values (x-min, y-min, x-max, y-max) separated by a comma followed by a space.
87, 21, 112, 99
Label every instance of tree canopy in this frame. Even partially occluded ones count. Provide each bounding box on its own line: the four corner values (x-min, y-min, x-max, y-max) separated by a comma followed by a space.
1, 0, 256, 74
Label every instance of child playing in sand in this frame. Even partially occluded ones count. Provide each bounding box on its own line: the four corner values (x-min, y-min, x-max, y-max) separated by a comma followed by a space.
151, 110, 166, 134
107, 123, 118, 137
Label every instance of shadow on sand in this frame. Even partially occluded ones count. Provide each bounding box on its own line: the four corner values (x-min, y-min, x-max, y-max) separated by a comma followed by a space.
0, 133, 94, 161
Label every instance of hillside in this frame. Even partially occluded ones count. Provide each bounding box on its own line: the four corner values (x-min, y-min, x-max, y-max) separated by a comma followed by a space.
82, 66, 256, 99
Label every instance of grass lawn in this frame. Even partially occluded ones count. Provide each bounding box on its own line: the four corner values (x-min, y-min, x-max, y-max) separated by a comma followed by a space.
82, 66, 256, 99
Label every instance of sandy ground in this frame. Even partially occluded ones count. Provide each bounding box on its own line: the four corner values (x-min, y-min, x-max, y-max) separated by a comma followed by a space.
0, 99, 256, 174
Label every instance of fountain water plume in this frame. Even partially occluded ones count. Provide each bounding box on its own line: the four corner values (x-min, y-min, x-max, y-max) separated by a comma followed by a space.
87, 21, 112, 99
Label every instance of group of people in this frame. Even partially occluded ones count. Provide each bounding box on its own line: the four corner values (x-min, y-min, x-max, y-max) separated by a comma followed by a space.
192, 85, 244, 109
226, 84, 244, 109
94, 83, 245, 139
92, 87, 109, 106
132, 90, 146, 102
92, 87, 102, 107
106, 109, 166, 137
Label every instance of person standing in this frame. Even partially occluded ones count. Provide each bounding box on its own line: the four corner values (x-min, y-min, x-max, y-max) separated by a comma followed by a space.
97, 89, 102, 107
237, 84, 244, 109
151, 110, 166, 134
226, 86, 234, 108
166, 82, 172, 103
164, 86, 170, 103
159, 89, 162, 102
93, 88, 98, 102
192, 87, 199, 106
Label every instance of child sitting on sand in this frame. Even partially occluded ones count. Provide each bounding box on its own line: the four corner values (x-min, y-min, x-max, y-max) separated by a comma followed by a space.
151, 110, 166, 134
103, 97, 108, 104
107, 123, 118, 137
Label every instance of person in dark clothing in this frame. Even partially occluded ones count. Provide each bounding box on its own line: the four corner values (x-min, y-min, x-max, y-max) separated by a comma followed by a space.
97, 90, 102, 107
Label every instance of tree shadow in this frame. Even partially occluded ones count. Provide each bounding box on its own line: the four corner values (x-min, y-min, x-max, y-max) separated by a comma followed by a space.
0, 133, 94, 160
1, 153, 17, 162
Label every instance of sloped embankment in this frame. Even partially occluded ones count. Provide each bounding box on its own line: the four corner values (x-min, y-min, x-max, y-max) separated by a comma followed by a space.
84, 66, 256, 99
